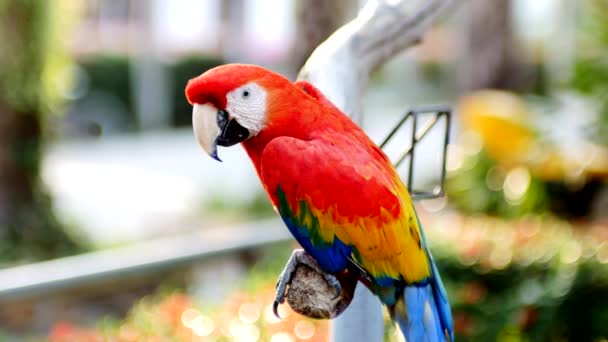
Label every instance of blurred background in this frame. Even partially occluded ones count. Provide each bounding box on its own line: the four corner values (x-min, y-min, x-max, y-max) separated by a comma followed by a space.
0, 0, 607, 341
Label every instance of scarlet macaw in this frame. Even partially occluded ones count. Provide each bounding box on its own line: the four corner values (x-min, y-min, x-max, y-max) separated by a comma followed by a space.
185, 64, 453, 341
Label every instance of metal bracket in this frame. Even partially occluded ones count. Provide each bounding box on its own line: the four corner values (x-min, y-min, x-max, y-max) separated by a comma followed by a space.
379, 106, 451, 200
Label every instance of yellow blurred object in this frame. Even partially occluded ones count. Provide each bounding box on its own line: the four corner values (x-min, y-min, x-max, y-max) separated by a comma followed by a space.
43, 0, 84, 114
457, 90, 537, 166
572, 143, 608, 180
457, 89, 608, 183
530, 148, 566, 182
532, 143, 608, 182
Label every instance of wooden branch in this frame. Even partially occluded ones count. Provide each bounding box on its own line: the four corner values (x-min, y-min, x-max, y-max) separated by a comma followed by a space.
298, 0, 454, 123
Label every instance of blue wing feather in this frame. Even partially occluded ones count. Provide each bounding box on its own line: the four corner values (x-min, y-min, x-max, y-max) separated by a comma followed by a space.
277, 186, 352, 274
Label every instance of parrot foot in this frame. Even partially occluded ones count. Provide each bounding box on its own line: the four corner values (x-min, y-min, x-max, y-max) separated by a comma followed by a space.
273, 249, 341, 319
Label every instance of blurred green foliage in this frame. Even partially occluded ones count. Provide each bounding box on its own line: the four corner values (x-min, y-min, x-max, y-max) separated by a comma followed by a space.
0, 188, 86, 265
443, 257, 608, 341
72, 54, 223, 133
0, 0, 50, 113
77, 55, 136, 129
570, 0, 608, 145
202, 191, 276, 221
446, 146, 604, 219
427, 215, 608, 341
170, 55, 224, 127
0, 0, 84, 264
446, 150, 549, 219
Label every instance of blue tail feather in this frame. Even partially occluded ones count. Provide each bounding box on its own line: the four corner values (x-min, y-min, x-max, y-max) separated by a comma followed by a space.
429, 253, 454, 341
390, 258, 453, 341
391, 284, 443, 342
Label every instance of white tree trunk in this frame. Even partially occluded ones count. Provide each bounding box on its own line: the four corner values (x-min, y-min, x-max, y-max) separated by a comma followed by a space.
298, 0, 454, 123
295, 0, 454, 340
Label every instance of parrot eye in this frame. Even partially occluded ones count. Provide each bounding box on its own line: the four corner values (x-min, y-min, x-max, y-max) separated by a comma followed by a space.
225, 82, 266, 136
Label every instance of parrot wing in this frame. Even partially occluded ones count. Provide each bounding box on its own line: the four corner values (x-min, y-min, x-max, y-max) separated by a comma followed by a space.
259, 134, 431, 285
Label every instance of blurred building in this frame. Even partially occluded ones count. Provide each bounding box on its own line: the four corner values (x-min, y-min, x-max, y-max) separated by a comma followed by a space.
71, 0, 295, 62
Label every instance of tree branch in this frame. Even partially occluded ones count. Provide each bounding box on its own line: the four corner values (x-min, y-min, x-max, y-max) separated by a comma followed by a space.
298, 0, 454, 123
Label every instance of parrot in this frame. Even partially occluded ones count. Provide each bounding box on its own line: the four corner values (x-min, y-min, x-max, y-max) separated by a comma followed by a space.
185, 64, 453, 341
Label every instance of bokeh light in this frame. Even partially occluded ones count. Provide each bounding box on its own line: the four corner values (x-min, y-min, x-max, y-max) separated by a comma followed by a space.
238, 302, 261, 324
503, 167, 531, 204
191, 315, 215, 337
270, 332, 295, 342
293, 320, 315, 340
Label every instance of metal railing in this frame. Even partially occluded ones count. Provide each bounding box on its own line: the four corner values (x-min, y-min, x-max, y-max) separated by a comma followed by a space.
379, 106, 452, 200
0, 219, 290, 302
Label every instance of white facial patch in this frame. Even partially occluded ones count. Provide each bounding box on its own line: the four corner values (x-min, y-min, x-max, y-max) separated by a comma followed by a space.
226, 82, 267, 136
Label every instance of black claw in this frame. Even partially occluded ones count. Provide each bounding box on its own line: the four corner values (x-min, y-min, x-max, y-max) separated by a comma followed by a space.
332, 283, 342, 300
332, 288, 341, 300
273, 300, 281, 319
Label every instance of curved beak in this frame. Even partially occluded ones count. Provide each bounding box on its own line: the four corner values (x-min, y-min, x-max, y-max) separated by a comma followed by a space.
192, 103, 250, 161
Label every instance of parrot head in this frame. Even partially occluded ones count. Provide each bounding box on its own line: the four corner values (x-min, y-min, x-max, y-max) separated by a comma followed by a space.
185, 63, 292, 161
